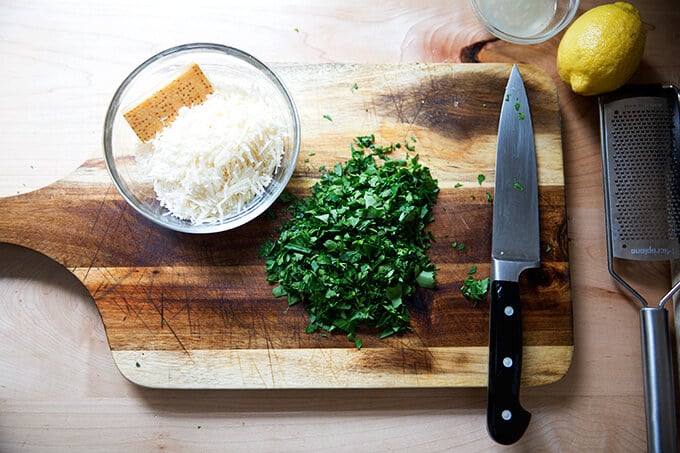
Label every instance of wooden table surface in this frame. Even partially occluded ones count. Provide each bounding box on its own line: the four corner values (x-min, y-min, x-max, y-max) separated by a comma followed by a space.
1, 1, 678, 451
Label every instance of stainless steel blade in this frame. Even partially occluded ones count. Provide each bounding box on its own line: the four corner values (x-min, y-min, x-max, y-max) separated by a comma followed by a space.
491, 64, 540, 283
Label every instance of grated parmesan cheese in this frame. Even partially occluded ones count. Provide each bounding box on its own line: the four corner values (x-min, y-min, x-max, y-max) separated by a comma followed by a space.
135, 81, 287, 224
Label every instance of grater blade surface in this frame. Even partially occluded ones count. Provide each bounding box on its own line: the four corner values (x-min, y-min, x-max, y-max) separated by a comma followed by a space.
600, 89, 680, 261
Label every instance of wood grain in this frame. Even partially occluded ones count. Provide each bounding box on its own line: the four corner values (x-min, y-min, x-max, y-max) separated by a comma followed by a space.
0, 63, 571, 388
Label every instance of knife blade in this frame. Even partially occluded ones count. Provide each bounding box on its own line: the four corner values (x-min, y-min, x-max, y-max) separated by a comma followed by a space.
486, 64, 540, 445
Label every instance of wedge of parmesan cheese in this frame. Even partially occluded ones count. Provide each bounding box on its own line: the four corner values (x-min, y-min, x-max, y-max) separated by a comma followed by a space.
135, 81, 287, 224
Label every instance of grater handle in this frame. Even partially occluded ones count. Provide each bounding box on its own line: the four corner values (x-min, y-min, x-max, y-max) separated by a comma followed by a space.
640, 307, 678, 453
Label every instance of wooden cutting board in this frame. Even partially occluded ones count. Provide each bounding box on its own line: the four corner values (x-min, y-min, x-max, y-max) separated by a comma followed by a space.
0, 63, 571, 389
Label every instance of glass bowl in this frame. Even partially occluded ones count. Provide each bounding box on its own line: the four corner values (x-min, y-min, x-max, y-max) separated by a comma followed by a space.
103, 43, 300, 234
469, 0, 579, 44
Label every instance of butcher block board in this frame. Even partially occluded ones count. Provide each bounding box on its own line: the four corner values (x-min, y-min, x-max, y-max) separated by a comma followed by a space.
0, 63, 571, 389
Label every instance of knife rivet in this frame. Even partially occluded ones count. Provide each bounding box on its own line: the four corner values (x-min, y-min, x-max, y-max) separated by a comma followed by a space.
501, 410, 512, 421
504, 306, 514, 316
503, 357, 513, 368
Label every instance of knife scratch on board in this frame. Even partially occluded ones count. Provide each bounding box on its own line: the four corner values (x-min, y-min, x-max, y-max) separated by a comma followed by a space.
150, 292, 193, 359
89, 183, 112, 235
81, 184, 120, 283
386, 83, 406, 125
84, 266, 150, 330
316, 347, 340, 384
401, 331, 438, 375
260, 311, 278, 387
183, 285, 194, 335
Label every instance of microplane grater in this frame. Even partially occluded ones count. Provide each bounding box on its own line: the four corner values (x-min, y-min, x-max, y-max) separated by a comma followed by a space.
601, 86, 680, 261
599, 84, 680, 453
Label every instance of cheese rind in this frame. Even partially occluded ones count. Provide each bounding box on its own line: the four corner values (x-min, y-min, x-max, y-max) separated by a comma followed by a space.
123, 64, 214, 142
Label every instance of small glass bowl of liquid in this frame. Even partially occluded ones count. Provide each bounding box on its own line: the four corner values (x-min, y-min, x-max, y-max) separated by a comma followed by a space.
469, 0, 579, 44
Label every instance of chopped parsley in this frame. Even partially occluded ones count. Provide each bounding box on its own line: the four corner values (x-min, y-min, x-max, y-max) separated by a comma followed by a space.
323, 114, 333, 122
460, 265, 490, 307
477, 174, 486, 185
452, 242, 466, 251
513, 178, 524, 191
262, 135, 439, 348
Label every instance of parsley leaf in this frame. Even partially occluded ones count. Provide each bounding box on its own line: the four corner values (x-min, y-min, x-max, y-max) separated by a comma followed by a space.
460, 265, 490, 307
513, 178, 524, 191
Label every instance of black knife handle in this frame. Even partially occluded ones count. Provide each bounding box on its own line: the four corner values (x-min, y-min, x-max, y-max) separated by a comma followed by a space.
487, 280, 531, 445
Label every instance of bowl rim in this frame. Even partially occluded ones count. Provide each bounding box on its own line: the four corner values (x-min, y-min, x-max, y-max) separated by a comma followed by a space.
468, 0, 580, 45
103, 43, 301, 234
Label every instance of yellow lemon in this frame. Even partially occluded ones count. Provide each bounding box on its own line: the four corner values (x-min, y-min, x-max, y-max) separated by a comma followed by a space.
557, 2, 645, 96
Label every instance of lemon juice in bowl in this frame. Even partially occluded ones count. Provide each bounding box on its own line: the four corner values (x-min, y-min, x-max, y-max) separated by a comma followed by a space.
476, 0, 556, 37
469, 0, 579, 44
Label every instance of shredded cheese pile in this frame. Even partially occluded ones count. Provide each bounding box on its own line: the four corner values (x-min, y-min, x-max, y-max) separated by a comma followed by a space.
135, 81, 287, 224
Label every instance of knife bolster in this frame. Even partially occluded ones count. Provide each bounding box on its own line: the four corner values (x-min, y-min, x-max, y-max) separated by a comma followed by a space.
491, 258, 541, 282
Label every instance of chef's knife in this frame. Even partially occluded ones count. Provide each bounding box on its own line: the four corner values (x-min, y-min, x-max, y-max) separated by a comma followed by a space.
487, 64, 540, 445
